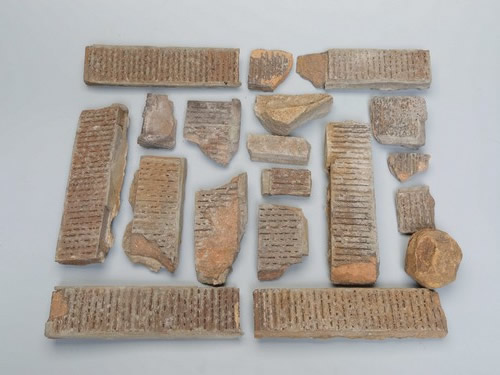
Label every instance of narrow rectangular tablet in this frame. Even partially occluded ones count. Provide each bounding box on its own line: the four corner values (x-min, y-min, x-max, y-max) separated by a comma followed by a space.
247, 134, 310, 165
45, 286, 241, 339
261, 168, 311, 197
253, 288, 447, 339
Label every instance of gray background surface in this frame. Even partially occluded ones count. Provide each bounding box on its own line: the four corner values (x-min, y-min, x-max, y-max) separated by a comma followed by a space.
1, 0, 499, 373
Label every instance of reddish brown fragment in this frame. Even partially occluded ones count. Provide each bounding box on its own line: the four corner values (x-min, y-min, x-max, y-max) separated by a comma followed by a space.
261, 168, 311, 197
248, 49, 293, 91
296, 52, 328, 89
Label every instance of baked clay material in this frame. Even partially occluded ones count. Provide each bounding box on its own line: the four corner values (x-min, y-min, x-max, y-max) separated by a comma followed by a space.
123, 156, 186, 273
254, 288, 447, 339
370, 96, 428, 148
138, 94, 176, 149
258, 204, 308, 280
184, 99, 241, 166
387, 153, 430, 182
248, 49, 293, 91
254, 94, 333, 136
325, 122, 379, 285
406, 229, 462, 289
84, 45, 241, 87
55, 104, 128, 265
396, 185, 435, 234
45, 286, 241, 339
261, 168, 311, 197
247, 133, 310, 165
195, 173, 248, 285
297, 49, 431, 90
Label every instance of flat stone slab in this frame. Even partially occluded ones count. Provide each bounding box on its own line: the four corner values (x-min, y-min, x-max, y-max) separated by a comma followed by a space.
123, 156, 186, 273
396, 185, 435, 234
138, 94, 176, 149
248, 49, 293, 91
253, 288, 447, 339
45, 286, 241, 339
247, 133, 310, 165
55, 104, 129, 265
388, 152, 430, 182
370, 96, 427, 148
258, 204, 308, 280
297, 49, 431, 90
84, 45, 241, 87
325, 122, 379, 285
261, 168, 311, 197
184, 99, 241, 166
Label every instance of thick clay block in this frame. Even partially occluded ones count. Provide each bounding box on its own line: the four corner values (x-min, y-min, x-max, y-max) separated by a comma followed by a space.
248, 49, 293, 91
55, 104, 129, 265
371, 96, 427, 148
184, 99, 241, 166
123, 156, 186, 273
258, 204, 308, 280
195, 173, 248, 285
45, 286, 241, 339
247, 134, 310, 165
261, 168, 311, 197
138, 94, 176, 149
396, 185, 435, 234
297, 49, 431, 90
253, 288, 447, 339
84, 45, 241, 87
387, 153, 430, 182
326, 122, 379, 285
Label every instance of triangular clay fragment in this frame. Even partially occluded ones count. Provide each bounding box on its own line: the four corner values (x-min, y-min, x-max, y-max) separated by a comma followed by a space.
137, 94, 177, 149
387, 152, 430, 182
248, 49, 293, 92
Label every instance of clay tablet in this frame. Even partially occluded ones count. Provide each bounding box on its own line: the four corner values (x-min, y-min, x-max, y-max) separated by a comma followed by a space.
388, 152, 430, 182
261, 168, 311, 197
297, 49, 431, 90
254, 94, 333, 135
138, 94, 176, 149
184, 99, 241, 166
45, 286, 241, 339
55, 104, 128, 265
253, 288, 447, 339
370, 96, 427, 148
248, 49, 293, 91
325, 122, 379, 285
396, 185, 435, 234
247, 133, 310, 165
195, 173, 248, 285
84, 45, 240, 87
123, 156, 186, 273
258, 204, 308, 280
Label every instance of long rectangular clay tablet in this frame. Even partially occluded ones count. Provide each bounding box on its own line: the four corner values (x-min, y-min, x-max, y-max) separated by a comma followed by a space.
56, 104, 129, 265
84, 45, 241, 87
261, 168, 311, 197
254, 288, 447, 339
45, 286, 241, 339
247, 134, 310, 165
326, 122, 378, 285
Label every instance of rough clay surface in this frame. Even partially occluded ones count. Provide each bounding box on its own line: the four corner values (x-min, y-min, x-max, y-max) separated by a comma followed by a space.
254, 94, 333, 135
56, 104, 129, 265
257, 204, 309, 280
247, 133, 310, 165
195, 173, 248, 285
261, 168, 311, 197
248, 49, 293, 91
45, 286, 241, 339
406, 229, 463, 289
123, 156, 186, 273
387, 153, 430, 182
254, 288, 447, 339
137, 94, 176, 149
396, 185, 435, 234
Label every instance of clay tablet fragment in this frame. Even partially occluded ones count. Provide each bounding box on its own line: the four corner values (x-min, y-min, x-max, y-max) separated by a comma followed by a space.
55, 104, 128, 265
138, 94, 176, 149
248, 49, 293, 91
247, 134, 310, 165
45, 286, 241, 339
258, 204, 309, 280
254, 94, 333, 135
195, 173, 248, 285
325, 122, 379, 285
406, 229, 462, 288
261, 168, 311, 197
370, 96, 427, 148
123, 156, 186, 273
184, 99, 241, 166
297, 49, 431, 90
396, 185, 435, 234
253, 288, 447, 339
388, 152, 430, 182
84, 45, 241, 87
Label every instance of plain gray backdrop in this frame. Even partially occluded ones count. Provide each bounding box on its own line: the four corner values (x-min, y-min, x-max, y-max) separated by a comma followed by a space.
1, 0, 499, 373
